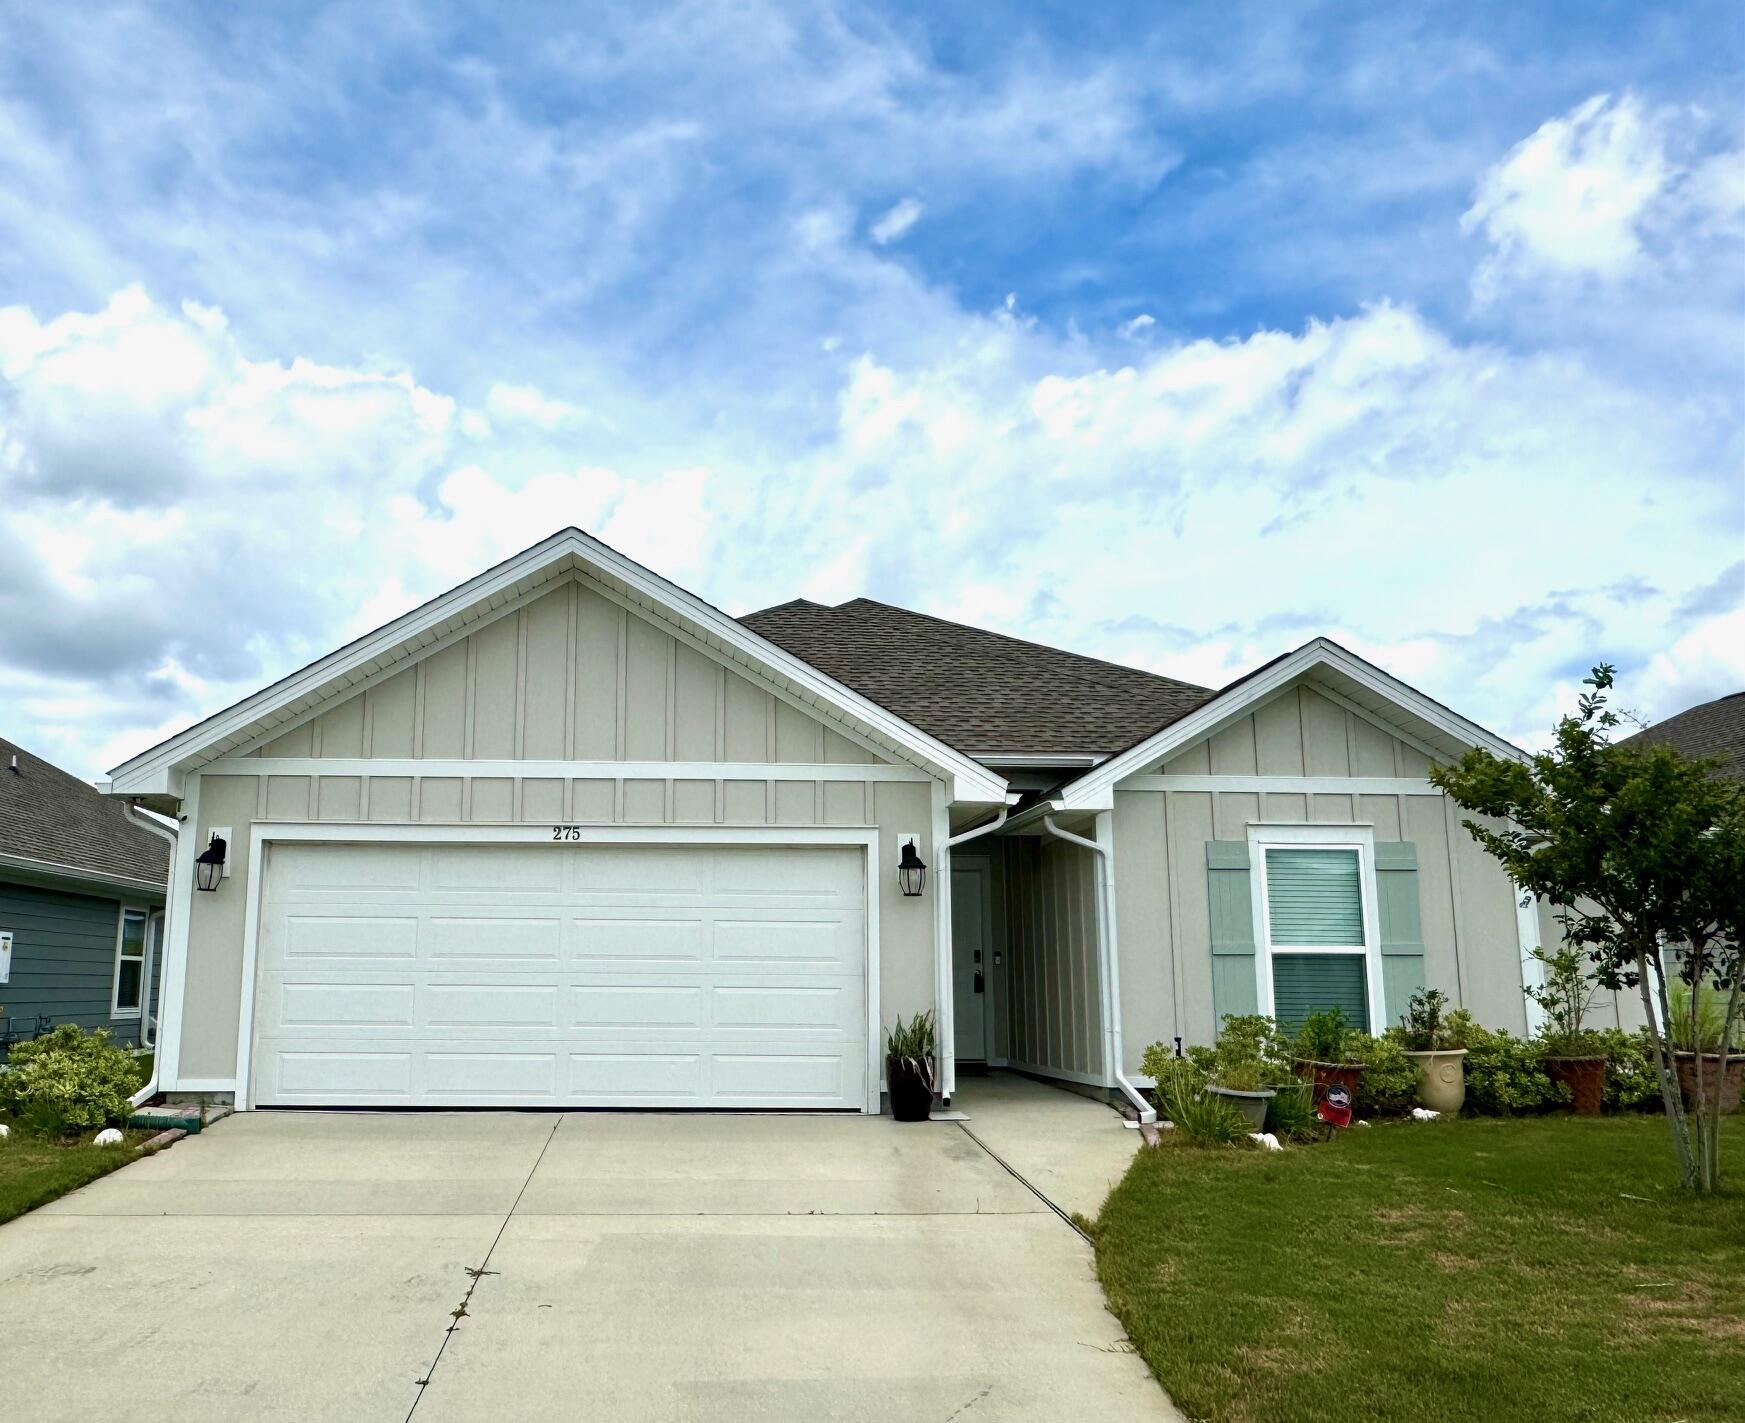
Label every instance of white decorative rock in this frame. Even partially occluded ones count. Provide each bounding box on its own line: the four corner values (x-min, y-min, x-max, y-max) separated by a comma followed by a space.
93, 1127, 125, 1147
0, 1122, 9, 1140
1410, 1107, 1441, 1122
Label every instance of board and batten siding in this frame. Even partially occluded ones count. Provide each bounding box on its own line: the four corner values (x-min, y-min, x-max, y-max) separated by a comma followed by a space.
1109, 684, 1644, 1072
0, 882, 162, 1050
171, 581, 939, 1087
1000, 836, 1105, 1084
244, 580, 887, 775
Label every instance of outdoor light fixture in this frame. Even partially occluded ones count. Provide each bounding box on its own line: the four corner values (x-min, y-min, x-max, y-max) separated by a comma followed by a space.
897, 837, 927, 897
194, 834, 228, 892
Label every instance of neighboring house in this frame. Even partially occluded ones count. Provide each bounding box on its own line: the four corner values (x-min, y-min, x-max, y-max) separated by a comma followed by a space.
1, 736, 170, 1053
1622, 689, 1745, 782
102, 528, 1637, 1113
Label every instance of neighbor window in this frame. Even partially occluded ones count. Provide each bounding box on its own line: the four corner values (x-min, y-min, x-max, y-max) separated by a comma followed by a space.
112, 907, 147, 1018
1260, 844, 1373, 1035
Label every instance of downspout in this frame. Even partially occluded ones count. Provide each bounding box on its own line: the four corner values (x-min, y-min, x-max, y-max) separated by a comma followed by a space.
1042, 813, 1156, 1125
123, 802, 177, 1109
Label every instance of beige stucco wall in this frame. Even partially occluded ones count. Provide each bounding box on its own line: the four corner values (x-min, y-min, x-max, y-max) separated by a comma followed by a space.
173, 583, 938, 1087
1108, 684, 1644, 1074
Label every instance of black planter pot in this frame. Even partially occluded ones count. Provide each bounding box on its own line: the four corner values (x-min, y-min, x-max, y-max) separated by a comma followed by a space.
887, 1061, 935, 1121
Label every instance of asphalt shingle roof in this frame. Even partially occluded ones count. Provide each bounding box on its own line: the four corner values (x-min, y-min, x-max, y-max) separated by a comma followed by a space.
738, 598, 1213, 759
1622, 690, 1745, 782
0, 735, 171, 889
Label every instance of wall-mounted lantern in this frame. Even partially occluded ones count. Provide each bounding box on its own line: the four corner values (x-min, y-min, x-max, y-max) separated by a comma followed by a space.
194, 833, 228, 892
897, 835, 927, 898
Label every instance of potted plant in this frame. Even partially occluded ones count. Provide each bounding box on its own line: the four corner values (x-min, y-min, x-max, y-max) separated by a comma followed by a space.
1197, 1014, 1283, 1129
1526, 946, 1605, 1114
1398, 987, 1469, 1113
1668, 980, 1745, 1115
885, 1010, 937, 1122
1292, 1007, 1367, 1100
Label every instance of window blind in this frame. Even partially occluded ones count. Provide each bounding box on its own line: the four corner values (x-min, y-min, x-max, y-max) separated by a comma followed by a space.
1272, 952, 1369, 1035
1265, 848, 1364, 946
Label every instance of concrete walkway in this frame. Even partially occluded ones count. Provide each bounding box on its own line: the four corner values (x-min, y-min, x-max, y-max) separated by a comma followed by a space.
950, 1072, 1143, 1222
0, 1088, 1176, 1422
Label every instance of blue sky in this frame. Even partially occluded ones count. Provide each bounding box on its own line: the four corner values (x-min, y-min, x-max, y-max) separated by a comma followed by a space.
0, 2, 1740, 777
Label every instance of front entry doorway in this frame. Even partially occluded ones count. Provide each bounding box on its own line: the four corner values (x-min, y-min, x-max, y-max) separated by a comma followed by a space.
951, 860, 992, 1062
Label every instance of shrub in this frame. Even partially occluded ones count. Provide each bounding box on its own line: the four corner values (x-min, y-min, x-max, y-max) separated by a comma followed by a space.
1189, 1014, 1295, 1092
1348, 1034, 1419, 1115
0, 1025, 139, 1134
1264, 1080, 1319, 1141
1596, 1028, 1661, 1113
1140, 1040, 1201, 1090
1294, 1007, 1354, 1064
1446, 1013, 1563, 1115
1164, 1084, 1253, 1147
1398, 987, 1455, 1051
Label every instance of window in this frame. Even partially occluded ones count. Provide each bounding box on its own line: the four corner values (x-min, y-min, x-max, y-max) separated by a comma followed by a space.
1253, 832, 1380, 1037
112, 907, 147, 1018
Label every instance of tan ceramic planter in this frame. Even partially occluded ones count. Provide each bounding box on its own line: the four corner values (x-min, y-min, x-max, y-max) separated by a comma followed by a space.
1405, 1048, 1468, 1114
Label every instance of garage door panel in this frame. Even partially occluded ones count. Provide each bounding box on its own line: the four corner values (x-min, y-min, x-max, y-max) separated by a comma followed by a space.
569, 1053, 702, 1099
253, 841, 870, 1108
425, 1052, 558, 1096
570, 984, 704, 1028
429, 845, 564, 892
425, 982, 559, 1028
274, 1051, 414, 1096
714, 916, 859, 966
280, 915, 419, 960
571, 914, 706, 964
426, 914, 563, 963
276, 981, 417, 1028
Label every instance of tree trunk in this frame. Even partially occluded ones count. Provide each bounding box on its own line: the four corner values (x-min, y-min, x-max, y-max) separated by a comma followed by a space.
1639, 950, 1697, 1190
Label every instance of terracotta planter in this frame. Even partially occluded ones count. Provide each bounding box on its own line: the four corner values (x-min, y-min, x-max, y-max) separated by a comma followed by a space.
1544, 1055, 1605, 1115
1406, 1048, 1468, 1114
1294, 1059, 1366, 1101
1673, 1051, 1745, 1115
1208, 1084, 1275, 1130
886, 1060, 935, 1122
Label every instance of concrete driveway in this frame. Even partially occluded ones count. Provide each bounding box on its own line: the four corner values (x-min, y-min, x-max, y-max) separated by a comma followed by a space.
0, 1089, 1176, 1422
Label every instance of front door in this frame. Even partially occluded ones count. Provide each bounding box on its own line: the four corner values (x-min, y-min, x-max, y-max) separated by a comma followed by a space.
951, 862, 988, 1062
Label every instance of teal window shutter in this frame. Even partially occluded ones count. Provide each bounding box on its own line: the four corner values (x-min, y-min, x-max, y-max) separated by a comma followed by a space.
1272, 953, 1370, 1035
1375, 841, 1425, 1026
1263, 848, 1363, 945
1206, 842, 1259, 1023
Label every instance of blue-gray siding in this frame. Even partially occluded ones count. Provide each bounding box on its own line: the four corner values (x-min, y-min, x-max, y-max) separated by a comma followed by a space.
1, 880, 162, 1052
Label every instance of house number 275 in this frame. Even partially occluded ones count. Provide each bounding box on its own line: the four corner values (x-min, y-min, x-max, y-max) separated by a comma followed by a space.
550, 825, 584, 841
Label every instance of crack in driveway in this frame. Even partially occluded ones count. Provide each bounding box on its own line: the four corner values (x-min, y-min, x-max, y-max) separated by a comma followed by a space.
404, 1115, 563, 1421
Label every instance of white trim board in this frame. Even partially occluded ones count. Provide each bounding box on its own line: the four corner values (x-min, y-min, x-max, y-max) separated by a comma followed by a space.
1058, 639, 1527, 811
203, 758, 934, 783
1121, 775, 1442, 796
228, 821, 884, 1114
106, 530, 1007, 805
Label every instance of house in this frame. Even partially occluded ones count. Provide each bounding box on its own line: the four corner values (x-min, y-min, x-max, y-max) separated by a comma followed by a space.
1, 736, 170, 1053
100, 528, 1641, 1113
1623, 689, 1745, 782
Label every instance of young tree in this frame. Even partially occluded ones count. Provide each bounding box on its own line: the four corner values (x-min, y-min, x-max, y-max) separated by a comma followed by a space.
1430, 666, 1745, 1191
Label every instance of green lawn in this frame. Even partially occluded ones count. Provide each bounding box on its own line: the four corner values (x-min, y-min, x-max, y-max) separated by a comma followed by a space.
0, 1128, 148, 1227
1091, 1116, 1745, 1423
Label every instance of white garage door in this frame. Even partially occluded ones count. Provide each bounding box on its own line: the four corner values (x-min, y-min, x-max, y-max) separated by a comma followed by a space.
250, 840, 869, 1109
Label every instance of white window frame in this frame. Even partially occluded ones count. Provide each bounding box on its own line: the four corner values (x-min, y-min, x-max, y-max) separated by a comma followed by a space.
111, 905, 149, 1020
1247, 823, 1385, 1034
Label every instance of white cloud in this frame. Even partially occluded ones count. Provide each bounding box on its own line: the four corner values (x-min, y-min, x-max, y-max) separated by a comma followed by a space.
869, 198, 923, 245
1118, 314, 1156, 339
1463, 92, 1744, 300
